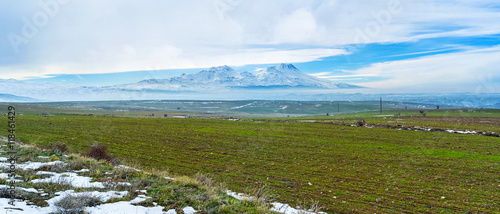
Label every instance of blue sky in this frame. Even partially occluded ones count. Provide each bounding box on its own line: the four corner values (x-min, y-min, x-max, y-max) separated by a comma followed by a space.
2, 0, 500, 93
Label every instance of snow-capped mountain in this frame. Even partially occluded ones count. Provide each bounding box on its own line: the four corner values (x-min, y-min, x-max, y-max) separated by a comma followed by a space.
125, 63, 359, 90
0, 64, 359, 101
251, 63, 351, 88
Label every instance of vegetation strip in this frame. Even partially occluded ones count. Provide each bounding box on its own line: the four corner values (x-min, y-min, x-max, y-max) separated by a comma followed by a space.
294, 120, 500, 138
0, 140, 290, 213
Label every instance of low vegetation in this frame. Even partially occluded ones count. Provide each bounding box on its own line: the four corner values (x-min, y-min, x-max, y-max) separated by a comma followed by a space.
0, 143, 278, 213
5, 109, 499, 213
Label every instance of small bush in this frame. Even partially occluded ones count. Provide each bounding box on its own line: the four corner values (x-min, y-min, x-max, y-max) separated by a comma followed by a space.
87, 143, 113, 162
357, 119, 366, 127
54, 194, 102, 214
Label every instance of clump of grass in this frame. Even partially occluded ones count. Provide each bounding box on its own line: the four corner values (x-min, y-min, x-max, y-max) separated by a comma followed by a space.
35, 162, 68, 173
16, 169, 38, 182
54, 193, 102, 214
31, 177, 73, 196
111, 165, 140, 180
50, 141, 69, 155
194, 172, 214, 187
66, 154, 91, 171
296, 199, 323, 213
247, 183, 272, 203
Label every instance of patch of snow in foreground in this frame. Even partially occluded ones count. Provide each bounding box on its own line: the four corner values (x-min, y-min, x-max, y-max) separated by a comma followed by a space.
115, 165, 141, 172
75, 168, 90, 172
31, 171, 106, 188
85, 200, 166, 214
0, 198, 51, 213
0, 160, 64, 170
271, 202, 327, 214
0, 190, 128, 213
47, 190, 129, 205
0, 185, 41, 194
1, 188, 199, 214
446, 130, 477, 134
226, 190, 326, 214
226, 190, 254, 201
0, 175, 23, 183
182, 207, 197, 214
30, 171, 131, 188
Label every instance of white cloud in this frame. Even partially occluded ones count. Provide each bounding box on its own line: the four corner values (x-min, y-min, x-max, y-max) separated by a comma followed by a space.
347, 46, 500, 93
311, 72, 379, 79
0, 48, 347, 79
273, 9, 326, 44
1, 0, 500, 80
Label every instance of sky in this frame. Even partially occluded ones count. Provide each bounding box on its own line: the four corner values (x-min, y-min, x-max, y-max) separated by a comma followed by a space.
1, 0, 500, 93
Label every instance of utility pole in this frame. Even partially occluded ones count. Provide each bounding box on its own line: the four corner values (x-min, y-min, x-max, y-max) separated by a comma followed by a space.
380, 97, 383, 114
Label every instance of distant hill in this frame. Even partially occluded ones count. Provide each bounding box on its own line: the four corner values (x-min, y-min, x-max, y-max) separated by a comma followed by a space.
0, 93, 39, 102
122, 63, 360, 90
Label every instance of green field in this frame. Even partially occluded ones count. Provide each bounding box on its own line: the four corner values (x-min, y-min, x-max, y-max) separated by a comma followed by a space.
0, 100, 451, 118
4, 107, 500, 213
256, 109, 500, 134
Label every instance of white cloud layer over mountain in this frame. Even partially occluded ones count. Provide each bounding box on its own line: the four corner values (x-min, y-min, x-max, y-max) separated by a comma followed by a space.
1, 0, 500, 92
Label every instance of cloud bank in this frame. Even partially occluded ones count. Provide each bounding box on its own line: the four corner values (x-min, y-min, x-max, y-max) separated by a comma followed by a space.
0, 0, 499, 93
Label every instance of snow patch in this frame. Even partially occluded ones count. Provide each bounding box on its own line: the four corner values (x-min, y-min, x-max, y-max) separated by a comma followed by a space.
271, 202, 327, 214
0, 160, 64, 170
31, 171, 108, 188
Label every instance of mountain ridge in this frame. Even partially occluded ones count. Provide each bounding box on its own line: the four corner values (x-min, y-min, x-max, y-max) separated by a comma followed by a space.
128, 63, 360, 90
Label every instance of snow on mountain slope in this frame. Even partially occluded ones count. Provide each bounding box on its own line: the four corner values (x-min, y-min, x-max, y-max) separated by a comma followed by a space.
253, 63, 342, 88
0, 64, 359, 101
127, 63, 359, 90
